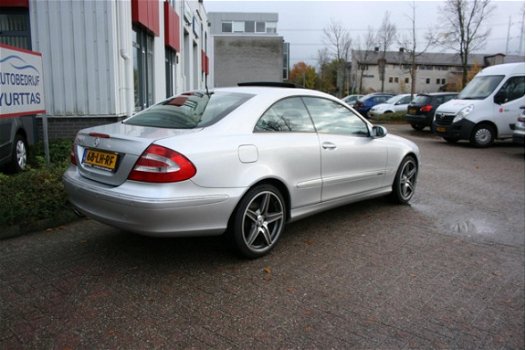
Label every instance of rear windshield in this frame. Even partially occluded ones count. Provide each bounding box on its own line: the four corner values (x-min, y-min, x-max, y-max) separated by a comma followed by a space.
412, 95, 430, 104
124, 92, 254, 129
458, 75, 504, 100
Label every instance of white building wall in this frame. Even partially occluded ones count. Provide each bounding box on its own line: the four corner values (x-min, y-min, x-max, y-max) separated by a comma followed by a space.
28, 0, 207, 120
29, 0, 127, 117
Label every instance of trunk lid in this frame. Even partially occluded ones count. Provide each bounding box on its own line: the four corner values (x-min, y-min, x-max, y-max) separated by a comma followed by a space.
73, 122, 201, 186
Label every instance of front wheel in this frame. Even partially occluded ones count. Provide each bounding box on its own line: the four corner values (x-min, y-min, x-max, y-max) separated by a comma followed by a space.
391, 156, 418, 204
231, 184, 286, 259
470, 124, 495, 147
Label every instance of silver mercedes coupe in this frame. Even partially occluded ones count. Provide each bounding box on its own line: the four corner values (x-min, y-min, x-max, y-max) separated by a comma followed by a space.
63, 86, 419, 258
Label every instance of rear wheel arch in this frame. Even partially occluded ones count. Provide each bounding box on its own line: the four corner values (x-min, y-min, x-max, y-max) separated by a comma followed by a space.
227, 177, 291, 229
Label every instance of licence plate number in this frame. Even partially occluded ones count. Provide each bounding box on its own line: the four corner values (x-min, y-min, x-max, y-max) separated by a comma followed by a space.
436, 127, 446, 133
408, 108, 417, 115
83, 149, 118, 171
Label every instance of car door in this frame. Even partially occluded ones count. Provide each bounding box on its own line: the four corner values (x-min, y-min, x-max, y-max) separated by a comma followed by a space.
254, 97, 322, 208
493, 76, 525, 137
302, 97, 388, 202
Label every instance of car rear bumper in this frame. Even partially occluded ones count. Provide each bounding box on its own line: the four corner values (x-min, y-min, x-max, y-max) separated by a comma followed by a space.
63, 166, 244, 237
405, 114, 432, 127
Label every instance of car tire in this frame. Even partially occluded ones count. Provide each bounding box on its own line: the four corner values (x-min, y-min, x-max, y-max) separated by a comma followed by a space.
391, 155, 418, 204
410, 123, 425, 131
8, 134, 28, 173
231, 184, 286, 259
443, 137, 459, 144
470, 123, 495, 147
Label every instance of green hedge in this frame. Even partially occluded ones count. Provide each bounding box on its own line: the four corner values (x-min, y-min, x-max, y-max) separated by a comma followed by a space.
0, 139, 76, 236
369, 111, 406, 123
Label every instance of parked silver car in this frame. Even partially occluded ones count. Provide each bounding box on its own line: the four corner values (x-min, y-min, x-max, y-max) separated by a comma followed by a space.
64, 86, 420, 258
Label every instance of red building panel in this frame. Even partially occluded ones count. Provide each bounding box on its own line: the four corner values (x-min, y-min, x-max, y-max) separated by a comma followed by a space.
131, 0, 159, 36
0, 0, 29, 7
164, 1, 180, 51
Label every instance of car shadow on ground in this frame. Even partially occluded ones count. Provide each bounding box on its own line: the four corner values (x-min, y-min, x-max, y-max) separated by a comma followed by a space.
73, 196, 406, 270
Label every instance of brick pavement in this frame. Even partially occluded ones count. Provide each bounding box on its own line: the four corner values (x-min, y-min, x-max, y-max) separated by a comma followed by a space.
0, 126, 524, 349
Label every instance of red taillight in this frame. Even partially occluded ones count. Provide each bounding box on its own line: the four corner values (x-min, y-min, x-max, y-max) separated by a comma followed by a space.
128, 145, 196, 183
70, 144, 77, 165
420, 105, 433, 113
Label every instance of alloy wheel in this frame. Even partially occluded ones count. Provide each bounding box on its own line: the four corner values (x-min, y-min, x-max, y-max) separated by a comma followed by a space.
241, 190, 284, 254
398, 158, 417, 201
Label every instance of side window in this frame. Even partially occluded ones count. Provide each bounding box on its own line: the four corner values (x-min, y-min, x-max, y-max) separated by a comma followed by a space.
399, 96, 412, 104
255, 97, 315, 132
498, 76, 525, 102
302, 97, 369, 136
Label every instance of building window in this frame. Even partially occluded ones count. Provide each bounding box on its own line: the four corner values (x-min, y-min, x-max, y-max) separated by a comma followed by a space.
405, 78, 410, 84
256, 21, 265, 32
0, 8, 31, 49
133, 27, 155, 111
436, 78, 440, 84
245, 21, 255, 33
426, 78, 430, 84
266, 22, 277, 33
232, 21, 244, 32
221, 21, 232, 33
389, 77, 393, 83
441, 78, 446, 84
165, 48, 176, 97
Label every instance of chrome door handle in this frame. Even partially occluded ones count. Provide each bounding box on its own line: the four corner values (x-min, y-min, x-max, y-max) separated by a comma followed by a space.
322, 142, 336, 150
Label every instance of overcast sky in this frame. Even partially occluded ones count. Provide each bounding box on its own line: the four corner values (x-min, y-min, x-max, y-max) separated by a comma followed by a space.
204, 0, 525, 66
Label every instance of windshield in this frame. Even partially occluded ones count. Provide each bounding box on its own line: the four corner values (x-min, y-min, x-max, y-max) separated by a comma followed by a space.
124, 92, 254, 129
458, 75, 505, 100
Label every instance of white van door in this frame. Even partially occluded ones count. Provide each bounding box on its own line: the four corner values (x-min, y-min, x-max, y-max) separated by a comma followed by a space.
493, 76, 525, 138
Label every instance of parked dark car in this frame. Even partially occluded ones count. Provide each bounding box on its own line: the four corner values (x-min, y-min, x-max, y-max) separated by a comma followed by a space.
353, 93, 395, 118
0, 116, 34, 173
405, 92, 458, 130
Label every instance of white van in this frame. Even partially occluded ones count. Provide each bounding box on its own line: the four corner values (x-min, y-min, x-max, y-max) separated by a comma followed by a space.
433, 62, 525, 147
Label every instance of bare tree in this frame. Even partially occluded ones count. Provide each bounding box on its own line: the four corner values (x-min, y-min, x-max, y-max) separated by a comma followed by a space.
398, 1, 436, 97
353, 26, 376, 94
438, 0, 494, 87
323, 19, 352, 97
376, 12, 397, 91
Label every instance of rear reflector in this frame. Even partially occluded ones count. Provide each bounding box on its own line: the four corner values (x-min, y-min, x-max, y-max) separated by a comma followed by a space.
128, 145, 196, 183
70, 144, 77, 165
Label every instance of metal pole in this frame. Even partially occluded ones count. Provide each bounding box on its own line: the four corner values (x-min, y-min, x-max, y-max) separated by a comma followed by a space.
42, 115, 50, 165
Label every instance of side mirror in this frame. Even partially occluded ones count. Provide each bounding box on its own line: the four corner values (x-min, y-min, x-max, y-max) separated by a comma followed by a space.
371, 125, 388, 138
494, 92, 507, 105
